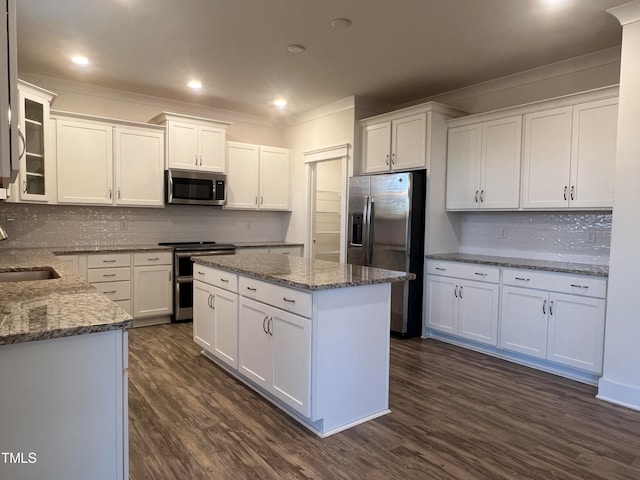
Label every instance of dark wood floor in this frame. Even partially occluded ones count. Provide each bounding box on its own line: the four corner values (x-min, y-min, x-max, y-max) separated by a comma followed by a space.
128, 323, 640, 480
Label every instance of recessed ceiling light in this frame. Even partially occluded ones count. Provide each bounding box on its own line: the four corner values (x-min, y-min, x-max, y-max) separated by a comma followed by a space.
331, 18, 352, 29
541, 0, 567, 7
287, 44, 306, 54
274, 99, 287, 109
187, 80, 202, 90
71, 55, 89, 65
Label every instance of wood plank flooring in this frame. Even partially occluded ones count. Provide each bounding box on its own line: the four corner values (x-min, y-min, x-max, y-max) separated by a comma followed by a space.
128, 323, 640, 479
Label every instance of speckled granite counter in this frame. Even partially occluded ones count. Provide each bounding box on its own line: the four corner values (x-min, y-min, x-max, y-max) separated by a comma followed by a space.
194, 253, 415, 290
232, 241, 304, 249
0, 249, 132, 346
426, 253, 608, 277
50, 244, 172, 255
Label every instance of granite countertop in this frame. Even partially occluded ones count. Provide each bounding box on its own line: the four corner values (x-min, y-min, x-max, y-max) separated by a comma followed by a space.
194, 253, 415, 290
51, 244, 173, 255
426, 253, 608, 277
0, 249, 132, 346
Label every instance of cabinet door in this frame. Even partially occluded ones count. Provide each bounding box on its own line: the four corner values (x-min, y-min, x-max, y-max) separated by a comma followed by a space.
500, 286, 548, 359
425, 275, 458, 334
391, 113, 426, 171
211, 286, 239, 369
238, 297, 272, 389
521, 107, 572, 209
570, 98, 618, 209
547, 293, 605, 373
446, 124, 481, 210
193, 280, 215, 351
57, 119, 113, 205
133, 265, 173, 318
114, 127, 164, 206
198, 125, 225, 173
481, 116, 522, 209
259, 146, 290, 210
18, 89, 52, 202
458, 280, 499, 346
167, 121, 199, 170
271, 308, 311, 417
362, 121, 391, 174
225, 142, 259, 209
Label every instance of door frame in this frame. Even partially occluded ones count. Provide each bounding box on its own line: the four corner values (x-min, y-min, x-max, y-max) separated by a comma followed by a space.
304, 144, 350, 262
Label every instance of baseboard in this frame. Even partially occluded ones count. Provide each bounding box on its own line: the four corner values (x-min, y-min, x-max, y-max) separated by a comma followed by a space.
597, 377, 640, 411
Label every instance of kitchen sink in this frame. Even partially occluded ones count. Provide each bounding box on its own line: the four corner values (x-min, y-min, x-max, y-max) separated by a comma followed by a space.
0, 268, 59, 282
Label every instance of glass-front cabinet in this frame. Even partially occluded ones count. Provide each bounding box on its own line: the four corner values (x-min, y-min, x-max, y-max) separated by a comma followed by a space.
15, 81, 56, 202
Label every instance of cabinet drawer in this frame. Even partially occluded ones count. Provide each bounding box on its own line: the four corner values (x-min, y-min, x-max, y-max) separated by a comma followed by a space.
503, 268, 607, 298
427, 260, 499, 283
88, 267, 131, 283
88, 253, 131, 268
193, 265, 238, 292
93, 280, 131, 301
134, 251, 173, 266
239, 277, 312, 318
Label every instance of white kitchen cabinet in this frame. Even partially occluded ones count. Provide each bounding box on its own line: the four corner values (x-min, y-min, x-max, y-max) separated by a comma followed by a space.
114, 126, 164, 207
521, 97, 618, 210
446, 115, 522, 210
151, 112, 230, 173
234, 245, 303, 256
132, 251, 173, 321
500, 268, 607, 373
88, 253, 132, 314
425, 261, 499, 346
55, 112, 165, 207
359, 103, 464, 176
56, 118, 114, 205
193, 265, 239, 369
10, 81, 56, 203
225, 141, 290, 210
362, 113, 426, 173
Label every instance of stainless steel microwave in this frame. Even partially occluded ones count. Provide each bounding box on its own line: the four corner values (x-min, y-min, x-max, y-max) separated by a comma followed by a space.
166, 169, 226, 206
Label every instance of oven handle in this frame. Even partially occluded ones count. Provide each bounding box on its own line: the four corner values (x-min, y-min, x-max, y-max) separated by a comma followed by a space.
175, 250, 235, 259
176, 276, 193, 283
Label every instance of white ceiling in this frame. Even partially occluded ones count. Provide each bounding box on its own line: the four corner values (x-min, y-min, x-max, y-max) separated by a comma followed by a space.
16, 0, 626, 118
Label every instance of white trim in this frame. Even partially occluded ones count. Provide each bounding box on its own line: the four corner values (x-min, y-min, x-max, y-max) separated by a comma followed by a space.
597, 377, 640, 411
149, 111, 231, 127
608, 1, 640, 25
51, 109, 167, 130
287, 97, 355, 127
303, 143, 351, 163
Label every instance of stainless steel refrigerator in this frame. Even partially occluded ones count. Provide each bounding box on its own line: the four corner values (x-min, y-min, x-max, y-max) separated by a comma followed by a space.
347, 170, 426, 337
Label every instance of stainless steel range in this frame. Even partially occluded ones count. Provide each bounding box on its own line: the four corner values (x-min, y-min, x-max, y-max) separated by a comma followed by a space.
159, 241, 236, 321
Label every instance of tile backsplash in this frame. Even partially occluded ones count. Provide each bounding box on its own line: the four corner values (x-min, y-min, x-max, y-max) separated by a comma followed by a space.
457, 211, 612, 265
0, 203, 289, 248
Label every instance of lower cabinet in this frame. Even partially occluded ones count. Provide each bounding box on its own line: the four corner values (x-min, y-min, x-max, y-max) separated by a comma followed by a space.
500, 269, 606, 373
132, 252, 173, 318
426, 262, 499, 346
239, 296, 311, 417
234, 245, 303, 256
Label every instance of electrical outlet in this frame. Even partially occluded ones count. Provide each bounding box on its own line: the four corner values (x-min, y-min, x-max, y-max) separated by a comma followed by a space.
586, 230, 596, 243
499, 227, 509, 240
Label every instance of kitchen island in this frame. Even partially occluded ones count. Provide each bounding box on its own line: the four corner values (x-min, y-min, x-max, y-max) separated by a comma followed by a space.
0, 249, 131, 480
192, 253, 415, 437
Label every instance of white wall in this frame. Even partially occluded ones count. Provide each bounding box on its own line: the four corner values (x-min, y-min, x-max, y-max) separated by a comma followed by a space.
282, 98, 355, 252
597, 2, 640, 410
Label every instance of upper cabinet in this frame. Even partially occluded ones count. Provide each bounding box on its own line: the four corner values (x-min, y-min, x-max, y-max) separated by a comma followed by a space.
10, 81, 56, 203
446, 86, 619, 212
360, 104, 465, 175
521, 97, 618, 209
446, 116, 522, 210
54, 111, 165, 207
151, 112, 230, 173
225, 142, 290, 211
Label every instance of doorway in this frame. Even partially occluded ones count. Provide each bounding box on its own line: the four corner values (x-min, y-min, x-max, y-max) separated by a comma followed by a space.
311, 159, 342, 261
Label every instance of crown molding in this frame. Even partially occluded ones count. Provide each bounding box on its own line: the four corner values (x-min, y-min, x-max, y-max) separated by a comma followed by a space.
608, 1, 640, 25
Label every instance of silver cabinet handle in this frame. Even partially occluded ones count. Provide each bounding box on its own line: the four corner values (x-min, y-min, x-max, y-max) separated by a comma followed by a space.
207, 294, 212, 308
570, 284, 589, 289
474, 272, 487, 277
283, 297, 295, 303
103, 259, 117, 263
459, 285, 463, 299
17, 129, 26, 159
391, 152, 396, 164
260, 196, 264, 205
475, 190, 479, 203
195, 155, 198, 166
454, 286, 458, 298
480, 190, 484, 203
543, 299, 547, 315
109, 187, 113, 199
255, 195, 258, 205
220, 278, 229, 283
102, 273, 117, 277
435, 267, 446, 271
196, 271, 205, 276
117, 188, 121, 200
515, 277, 530, 281
169, 271, 172, 282
385, 154, 390, 166
563, 186, 568, 201
262, 315, 268, 334
148, 257, 160, 261
549, 300, 554, 315
22, 179, 26, 193
570, 186, 575, 201
246, 286, 257, 292
267, 317, 273, 336
104, 290, 117, 294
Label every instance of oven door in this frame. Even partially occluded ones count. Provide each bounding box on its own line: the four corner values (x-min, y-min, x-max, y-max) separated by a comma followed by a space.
174, 277, 193, 322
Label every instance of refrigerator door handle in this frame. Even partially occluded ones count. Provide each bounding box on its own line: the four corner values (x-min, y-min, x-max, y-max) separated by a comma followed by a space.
366, 196, 374, 266
363, 196, 370, 265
